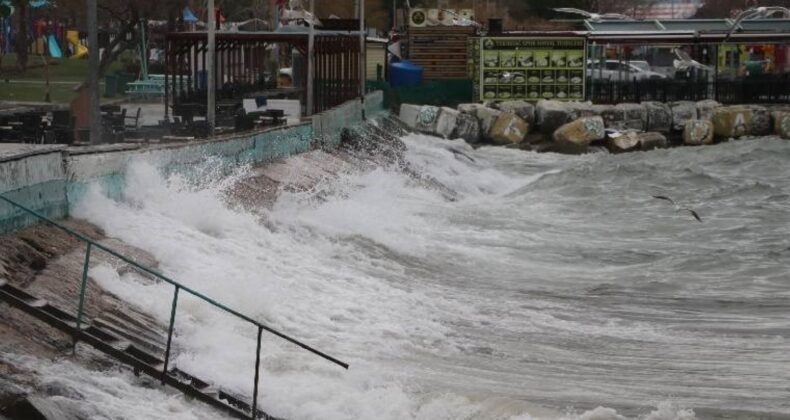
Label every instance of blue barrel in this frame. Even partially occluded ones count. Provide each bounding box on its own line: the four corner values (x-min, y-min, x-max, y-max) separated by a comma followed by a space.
390, 60, 423, 88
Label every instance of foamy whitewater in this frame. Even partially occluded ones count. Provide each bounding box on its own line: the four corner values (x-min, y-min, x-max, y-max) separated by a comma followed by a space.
59, 132, 790, 419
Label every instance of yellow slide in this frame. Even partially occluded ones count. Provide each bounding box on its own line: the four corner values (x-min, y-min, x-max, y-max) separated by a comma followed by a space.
66, 30, 88, 59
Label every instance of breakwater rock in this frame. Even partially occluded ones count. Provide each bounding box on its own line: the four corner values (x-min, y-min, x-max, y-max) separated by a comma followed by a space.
399, 100, 790, 154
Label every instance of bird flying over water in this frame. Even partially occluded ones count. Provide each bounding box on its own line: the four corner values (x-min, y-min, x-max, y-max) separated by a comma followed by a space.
726, 7, 790, 40
653, 195, 703, 222
553, 8, 629, 22
673, 48, 711, 72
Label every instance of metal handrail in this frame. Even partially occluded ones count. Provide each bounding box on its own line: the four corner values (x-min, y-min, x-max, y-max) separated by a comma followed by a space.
0, 194, 348, 418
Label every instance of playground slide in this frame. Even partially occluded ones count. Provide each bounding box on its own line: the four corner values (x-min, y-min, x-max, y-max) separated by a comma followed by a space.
47, 34, 62, 58
66, 30, 87, 59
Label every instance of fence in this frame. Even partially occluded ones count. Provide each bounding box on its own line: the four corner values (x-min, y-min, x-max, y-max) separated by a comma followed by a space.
0, 194, 348, 419
587, 76, 790, 104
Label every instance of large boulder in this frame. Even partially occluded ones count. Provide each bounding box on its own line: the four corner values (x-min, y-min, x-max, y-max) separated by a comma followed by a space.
398, 103, 421, 129
458, 103, 483, 115
495, 100, 536, 127
453, 112, 481, 143
749, 105, 771, 136
638, 132, 668, 150
553, 116, 605, 147
615, 103, 647, 131
476, 107, 503, 138
566, 101, 597, 119
696, 100, 721, 121
712, 105, 752, 139
683, 120, 715, 146
594, 104, 621, 129
605, 131, 640, 153
415, 105, 441, 133
670, 101, 698, 131
489, 112, 528, 145
435, 107, 460, 138
399, 104, 442, 133
457, 103, 503, 138
772, 111, 790, 139
537, 100, 575, 134
643, 101, 672, 133
595, 103, 646, 131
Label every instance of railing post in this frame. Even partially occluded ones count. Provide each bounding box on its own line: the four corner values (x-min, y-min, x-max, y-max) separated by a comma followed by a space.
74, 242, 93, 349
251, 325, 263, 419
162, 285, 180, 384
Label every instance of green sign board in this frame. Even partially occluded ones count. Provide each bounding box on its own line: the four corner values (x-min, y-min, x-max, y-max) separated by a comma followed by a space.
479, 37, 586, 102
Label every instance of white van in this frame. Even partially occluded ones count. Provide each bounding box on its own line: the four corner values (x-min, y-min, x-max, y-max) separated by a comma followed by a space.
587, 60, 667, 81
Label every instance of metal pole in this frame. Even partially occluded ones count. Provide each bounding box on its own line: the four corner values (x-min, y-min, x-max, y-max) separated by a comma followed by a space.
392, 0, 396, 30
360, 0, 366, 102
274, 1, 280, 75
307, 0, 315, 116
74, 242, 92, 349
86, 0, 100, 144
162, 285, 180, 384
251, 326, 263, 419
207, 0, 216, 136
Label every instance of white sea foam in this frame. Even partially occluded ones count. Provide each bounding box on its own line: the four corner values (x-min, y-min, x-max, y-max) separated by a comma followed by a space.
65, 134, 790, 419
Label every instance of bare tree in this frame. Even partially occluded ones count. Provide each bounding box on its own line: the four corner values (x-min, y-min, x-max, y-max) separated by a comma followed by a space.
12, 0, 28, 70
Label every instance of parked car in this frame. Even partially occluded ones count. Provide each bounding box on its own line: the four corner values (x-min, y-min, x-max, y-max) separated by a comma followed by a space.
587, 60, 667, 81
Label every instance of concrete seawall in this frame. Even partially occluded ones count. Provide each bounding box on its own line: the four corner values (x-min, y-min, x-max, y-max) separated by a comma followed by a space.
0, 92, 385, 233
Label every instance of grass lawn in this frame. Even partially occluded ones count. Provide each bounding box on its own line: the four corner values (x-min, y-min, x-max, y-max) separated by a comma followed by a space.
0, 81, 127, 104
0, 81, 81, 103
0, 53, 130, 104
0, 53, 126, 82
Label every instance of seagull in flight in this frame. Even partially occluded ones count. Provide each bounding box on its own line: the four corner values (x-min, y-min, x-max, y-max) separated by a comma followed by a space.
653, 195, 703, 222
726, 7, 790, 40
672, 48, 711, 72
553, 8, 630, 22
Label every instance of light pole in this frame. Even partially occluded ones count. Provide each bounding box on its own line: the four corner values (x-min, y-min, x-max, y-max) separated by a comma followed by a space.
207, 0, 216, 136
307, 0, 315, 115
360, 0, 365, 103
87, 0, 100, 144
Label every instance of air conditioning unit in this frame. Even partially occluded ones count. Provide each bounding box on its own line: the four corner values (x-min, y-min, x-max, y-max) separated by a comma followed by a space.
440, 9, 455, 26
409, 8, 427, 27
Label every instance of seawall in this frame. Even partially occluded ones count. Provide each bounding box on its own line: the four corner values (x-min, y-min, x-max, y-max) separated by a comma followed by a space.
0, 91, 385, 233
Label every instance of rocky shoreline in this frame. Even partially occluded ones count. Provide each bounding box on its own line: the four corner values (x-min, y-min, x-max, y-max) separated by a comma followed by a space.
399, 100, 790, 154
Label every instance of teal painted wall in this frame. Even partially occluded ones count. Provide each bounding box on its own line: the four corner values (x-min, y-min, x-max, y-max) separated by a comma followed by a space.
0, 93, 385, 233
0, 149, 68, 234
64, 123, 315, 207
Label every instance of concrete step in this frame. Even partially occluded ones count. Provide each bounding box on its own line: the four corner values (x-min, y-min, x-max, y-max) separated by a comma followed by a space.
0, 282, 276, 420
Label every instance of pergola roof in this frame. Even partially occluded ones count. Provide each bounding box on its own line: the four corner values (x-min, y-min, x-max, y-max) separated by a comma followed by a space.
503, 18, 790, 44
584, 18, 790, 34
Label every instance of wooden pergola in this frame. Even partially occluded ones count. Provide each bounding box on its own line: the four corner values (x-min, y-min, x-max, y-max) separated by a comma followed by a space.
164, 31, 363, 121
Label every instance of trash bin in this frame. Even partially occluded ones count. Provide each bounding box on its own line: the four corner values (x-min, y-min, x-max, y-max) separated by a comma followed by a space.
389, 60, 423, 88
104, 74, 118, 98
115, 72, 136, 95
